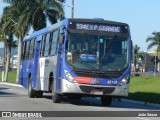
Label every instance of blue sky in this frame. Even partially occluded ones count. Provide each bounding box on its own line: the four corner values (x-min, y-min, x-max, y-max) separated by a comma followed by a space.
1, 0, 160, 52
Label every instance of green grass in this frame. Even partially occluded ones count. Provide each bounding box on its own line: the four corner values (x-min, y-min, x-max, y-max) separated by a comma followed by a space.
0, 71, 17, 84
128, 76, 160, 104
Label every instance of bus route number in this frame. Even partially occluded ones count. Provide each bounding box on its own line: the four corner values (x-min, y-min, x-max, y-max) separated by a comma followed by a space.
107, 80, 118, 85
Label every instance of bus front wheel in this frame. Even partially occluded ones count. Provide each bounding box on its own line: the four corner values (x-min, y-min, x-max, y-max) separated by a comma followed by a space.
101, 96, 112, 106
51, 81, 61, 103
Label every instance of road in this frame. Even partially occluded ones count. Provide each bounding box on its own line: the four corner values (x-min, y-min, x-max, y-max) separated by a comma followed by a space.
0, 82, 159, 120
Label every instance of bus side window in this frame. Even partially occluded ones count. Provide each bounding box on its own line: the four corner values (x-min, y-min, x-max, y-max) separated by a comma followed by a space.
50, 30, 58, 56
48, 32, 53, 56
22, 42, 27, 60
40, 35, 46, 57
44, 33, 50, 57
29, 39, 36, 59
32, 39, 36, 57
25, 40, 31, 59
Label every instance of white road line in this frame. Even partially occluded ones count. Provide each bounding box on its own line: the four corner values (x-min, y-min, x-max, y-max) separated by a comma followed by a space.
136, 117, 149, 120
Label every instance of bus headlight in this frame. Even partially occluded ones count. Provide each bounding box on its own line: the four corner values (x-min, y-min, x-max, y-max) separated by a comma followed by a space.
64, 70, 75, 83
119, 75, 129, 86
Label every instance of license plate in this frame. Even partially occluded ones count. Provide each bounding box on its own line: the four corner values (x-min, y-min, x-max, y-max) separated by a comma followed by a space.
91, 90, 103, 95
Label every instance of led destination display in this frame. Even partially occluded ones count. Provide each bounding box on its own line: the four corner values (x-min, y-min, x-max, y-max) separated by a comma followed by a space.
76, 23, 121, 32
68, 20, 129, 33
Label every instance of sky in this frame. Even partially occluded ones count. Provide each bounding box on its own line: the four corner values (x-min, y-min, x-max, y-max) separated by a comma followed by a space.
1, 0, 160, 52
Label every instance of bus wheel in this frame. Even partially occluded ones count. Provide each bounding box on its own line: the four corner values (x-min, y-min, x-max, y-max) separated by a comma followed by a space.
51, 81, 61, 103
28, 79, 36, 98
101, 96, 112, 106
36, 91, 43, 98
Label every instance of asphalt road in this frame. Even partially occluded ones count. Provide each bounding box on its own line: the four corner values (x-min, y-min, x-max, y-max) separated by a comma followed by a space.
0, 82, 160, 120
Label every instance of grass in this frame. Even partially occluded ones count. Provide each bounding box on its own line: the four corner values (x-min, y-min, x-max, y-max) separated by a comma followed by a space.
0, 71, 17, 84
0, 71, 160, 104
128, 76, 160, 104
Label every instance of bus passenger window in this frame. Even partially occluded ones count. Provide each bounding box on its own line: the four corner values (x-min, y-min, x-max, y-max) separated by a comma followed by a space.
29, 39, 35, 59
40, 35, 46, 57
44, 33, 50, 57
50, 30, 58, 56
22, 42, 27, 60
25, 41, 31, 59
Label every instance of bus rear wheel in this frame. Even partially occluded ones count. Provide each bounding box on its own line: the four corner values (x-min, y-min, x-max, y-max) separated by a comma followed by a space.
51, 81, 61, 103
28, 79, 36, 98
101, 96, 112, 106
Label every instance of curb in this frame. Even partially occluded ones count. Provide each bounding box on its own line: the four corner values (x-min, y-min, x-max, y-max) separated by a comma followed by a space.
119, 99, 160, 109
0, 82, 23, 88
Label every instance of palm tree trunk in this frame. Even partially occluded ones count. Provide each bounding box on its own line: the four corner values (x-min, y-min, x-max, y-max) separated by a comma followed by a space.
2, 43, 7, 81
16, 36, 23, 83
4, 45, 11, 82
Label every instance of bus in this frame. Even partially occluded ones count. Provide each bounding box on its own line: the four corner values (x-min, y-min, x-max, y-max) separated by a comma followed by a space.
20, 18, 132, 106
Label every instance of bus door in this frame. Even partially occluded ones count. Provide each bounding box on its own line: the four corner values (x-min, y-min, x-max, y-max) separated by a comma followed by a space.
34, 35, 42, 90
21, 41, 29, 88
33, 40, 41, 89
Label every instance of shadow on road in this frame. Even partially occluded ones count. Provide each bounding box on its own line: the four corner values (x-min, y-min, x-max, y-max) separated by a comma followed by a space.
43, 95, 160, 110
0, 87, 9, 90
0, 87, 17, 96
128, 92, 160, 104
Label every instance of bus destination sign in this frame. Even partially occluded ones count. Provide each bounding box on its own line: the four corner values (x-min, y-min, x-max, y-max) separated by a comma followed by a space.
68, 21, 128, 33
76, 23, 121, 32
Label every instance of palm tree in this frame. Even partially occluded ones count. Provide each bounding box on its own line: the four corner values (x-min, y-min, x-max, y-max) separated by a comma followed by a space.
146, 32, 160, 71
2, 0, 65, 83
146, 32, 160, 51
0, 15, 17, 82
134, 45, 140, 71
3, 0, 65, 30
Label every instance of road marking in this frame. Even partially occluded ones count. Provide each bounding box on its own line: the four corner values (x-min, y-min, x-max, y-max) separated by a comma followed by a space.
136, 117, 149, 120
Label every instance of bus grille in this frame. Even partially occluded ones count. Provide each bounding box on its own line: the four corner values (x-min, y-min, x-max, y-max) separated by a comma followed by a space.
79, 85, 115, 94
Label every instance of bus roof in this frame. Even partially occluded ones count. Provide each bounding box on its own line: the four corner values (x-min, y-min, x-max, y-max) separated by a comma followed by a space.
23, 18, 129, 41
68, 18, 129, 26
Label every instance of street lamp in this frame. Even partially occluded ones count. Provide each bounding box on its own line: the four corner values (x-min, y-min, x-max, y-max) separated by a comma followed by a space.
55, 0, 74, 18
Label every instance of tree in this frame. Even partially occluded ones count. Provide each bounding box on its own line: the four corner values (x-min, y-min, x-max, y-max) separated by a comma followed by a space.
134, 44, 140, 71
0, 13, 17, 82
146, 32, 160, 51
2, 0, 65, 83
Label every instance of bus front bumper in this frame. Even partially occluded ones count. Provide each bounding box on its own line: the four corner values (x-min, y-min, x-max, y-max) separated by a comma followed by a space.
60, 79, 129, 97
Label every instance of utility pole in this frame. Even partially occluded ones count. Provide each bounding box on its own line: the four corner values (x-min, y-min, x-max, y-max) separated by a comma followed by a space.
71, 0, 74, 18
55, 0, 74, 18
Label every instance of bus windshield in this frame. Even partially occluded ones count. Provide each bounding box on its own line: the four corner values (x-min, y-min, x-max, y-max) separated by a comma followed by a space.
66, 33, 129, 71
